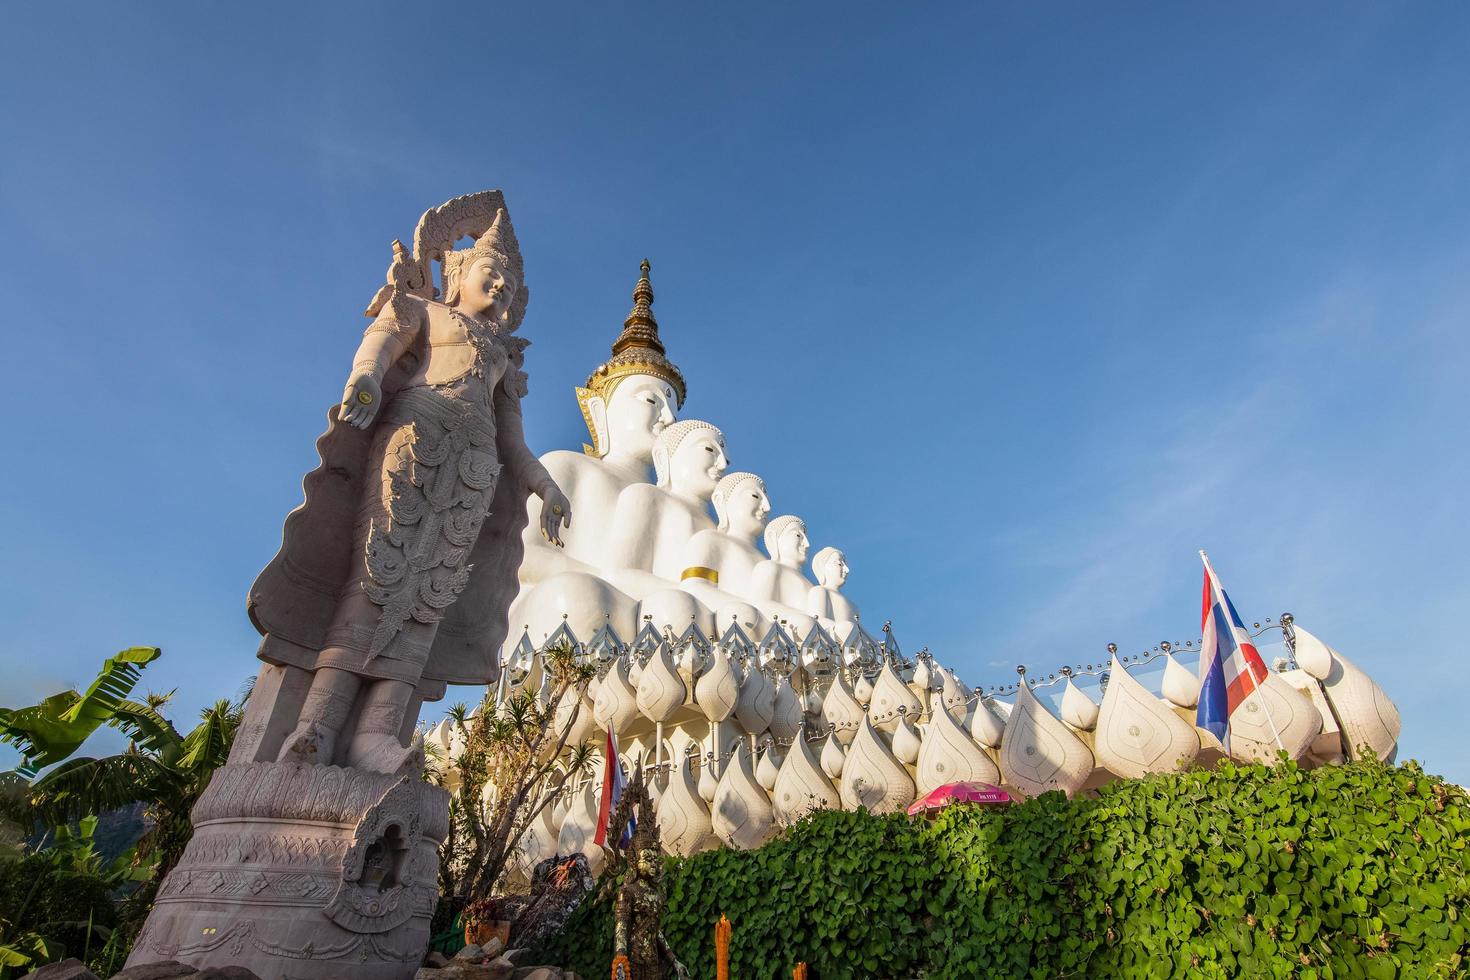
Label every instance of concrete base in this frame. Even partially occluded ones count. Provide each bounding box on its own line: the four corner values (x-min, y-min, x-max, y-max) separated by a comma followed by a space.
127, 761, 449, 980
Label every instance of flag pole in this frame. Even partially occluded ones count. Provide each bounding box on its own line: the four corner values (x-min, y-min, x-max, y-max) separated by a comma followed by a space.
1200, 551, 1286, 755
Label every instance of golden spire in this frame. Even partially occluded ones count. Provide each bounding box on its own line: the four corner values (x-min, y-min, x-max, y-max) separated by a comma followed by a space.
613, 258, 665, 357
580, 259, 687, 429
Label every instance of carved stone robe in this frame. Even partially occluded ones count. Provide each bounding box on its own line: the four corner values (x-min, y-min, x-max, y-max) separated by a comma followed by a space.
248, 302, 541, 691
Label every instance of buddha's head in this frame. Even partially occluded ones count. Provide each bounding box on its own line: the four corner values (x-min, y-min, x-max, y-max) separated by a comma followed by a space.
652, 419, 727, 498
712, 472, 770, 537
763, 515, 810, 567
442, 208, 524, 324
578, 374, 677, 463
812, 547, 849, 589
578, 260, 686, 461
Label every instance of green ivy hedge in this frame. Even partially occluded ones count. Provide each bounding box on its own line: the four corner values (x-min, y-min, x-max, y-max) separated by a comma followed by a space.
534, 757, 1469, 978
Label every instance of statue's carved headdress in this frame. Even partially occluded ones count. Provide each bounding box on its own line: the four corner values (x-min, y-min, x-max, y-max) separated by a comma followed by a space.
712, 472, 768, 532
364, 190, 529, 332
578, 259, 687, 456
651, 419, 723, 489
764, 515, 807, 561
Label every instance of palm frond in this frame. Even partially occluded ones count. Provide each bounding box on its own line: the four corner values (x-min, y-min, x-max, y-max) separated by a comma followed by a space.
0, 647, 161, 773
63, 647, 164, 731
143, 689, 176, 711
107, 700, 183, 757
178, 701, 239, 773
23, 754, 177, 826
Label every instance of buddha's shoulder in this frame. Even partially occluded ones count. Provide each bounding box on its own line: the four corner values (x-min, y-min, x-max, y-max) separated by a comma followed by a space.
540, 449, 598, 477
616, 481, 664, 503
682, 528, 722, 555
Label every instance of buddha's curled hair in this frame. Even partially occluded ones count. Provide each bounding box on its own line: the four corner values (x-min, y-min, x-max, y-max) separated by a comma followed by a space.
812, 546, 844, 581
712, 472, 766, 531
763, 514, 806, 560
652, 419, 724, 488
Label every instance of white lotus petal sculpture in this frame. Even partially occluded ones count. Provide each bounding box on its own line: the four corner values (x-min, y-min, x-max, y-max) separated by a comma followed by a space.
1000, 678, 1095, 797
1092, 655, 1200, 779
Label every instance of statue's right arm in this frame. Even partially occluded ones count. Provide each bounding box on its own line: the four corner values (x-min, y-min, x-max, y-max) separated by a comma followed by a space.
602, 485, 656, 573
746, 561, 780, 603
677, 532, 720, 577
340, 303, 424, 429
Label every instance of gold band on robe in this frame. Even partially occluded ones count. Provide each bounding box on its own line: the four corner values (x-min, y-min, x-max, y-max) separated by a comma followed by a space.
680, 566, 719, 584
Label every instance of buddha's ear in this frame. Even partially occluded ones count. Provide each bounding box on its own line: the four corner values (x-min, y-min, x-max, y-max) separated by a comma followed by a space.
577, 387, 610, 457
712, 487, 730, 531
652, 443, 672, 488
588, 396, 609, 453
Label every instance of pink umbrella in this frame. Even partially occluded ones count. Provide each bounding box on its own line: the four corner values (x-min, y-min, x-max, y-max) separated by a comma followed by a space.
906, 781, 1012, 816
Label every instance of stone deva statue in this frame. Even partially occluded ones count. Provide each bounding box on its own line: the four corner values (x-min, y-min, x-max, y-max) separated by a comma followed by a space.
515, 259, 685, 588
246, 191, 570, 774
129, 191, 564, 980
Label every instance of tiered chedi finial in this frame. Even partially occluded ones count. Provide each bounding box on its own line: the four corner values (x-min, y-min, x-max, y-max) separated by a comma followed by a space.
579, 260, 688, 439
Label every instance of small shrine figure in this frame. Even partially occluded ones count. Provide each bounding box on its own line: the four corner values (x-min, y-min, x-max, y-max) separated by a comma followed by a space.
609, 767, 688, 980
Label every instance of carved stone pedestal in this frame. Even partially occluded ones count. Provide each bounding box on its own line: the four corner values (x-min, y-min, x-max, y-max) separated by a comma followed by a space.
127, 761, 448, 980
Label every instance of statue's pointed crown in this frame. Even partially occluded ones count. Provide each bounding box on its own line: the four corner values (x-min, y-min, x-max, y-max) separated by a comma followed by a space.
583, 259, 687, 408
446, 207, 524, 283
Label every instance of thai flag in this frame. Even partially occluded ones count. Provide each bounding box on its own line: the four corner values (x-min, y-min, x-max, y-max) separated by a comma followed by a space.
1196, 552, 1270, 745
593, 725, 634, 848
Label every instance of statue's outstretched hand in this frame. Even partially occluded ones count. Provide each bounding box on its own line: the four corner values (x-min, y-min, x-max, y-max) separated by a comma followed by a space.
340, 372, 382, 429
537, 481, 572, 548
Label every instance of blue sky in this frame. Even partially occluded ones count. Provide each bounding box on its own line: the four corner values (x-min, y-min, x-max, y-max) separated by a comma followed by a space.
2, 4, 1466, 783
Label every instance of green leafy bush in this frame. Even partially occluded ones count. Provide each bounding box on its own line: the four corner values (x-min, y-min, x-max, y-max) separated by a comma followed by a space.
535, 757, 1470, 979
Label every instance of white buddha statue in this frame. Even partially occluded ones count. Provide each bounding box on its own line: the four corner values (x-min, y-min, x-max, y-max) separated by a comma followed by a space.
677, 471, 773, 635
515, 259, 685, 587
603, 419, 729, 597
806, 547, 859, 631
510, 419, 729, 644
747, 515, 818, 637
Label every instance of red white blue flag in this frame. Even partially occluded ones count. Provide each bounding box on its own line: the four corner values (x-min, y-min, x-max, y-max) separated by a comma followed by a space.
593, 725, 634, 848
1196, 552, 1270, 745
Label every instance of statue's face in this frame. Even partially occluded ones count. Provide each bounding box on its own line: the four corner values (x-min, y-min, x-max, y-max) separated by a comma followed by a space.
728, 483, 771, 537
779, 524, 810, 565
776, 525, 811, 564
606, 376, 677, 460
822, 552, 849, 587
670, 430, 727, 497
462, 256, 518, 319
